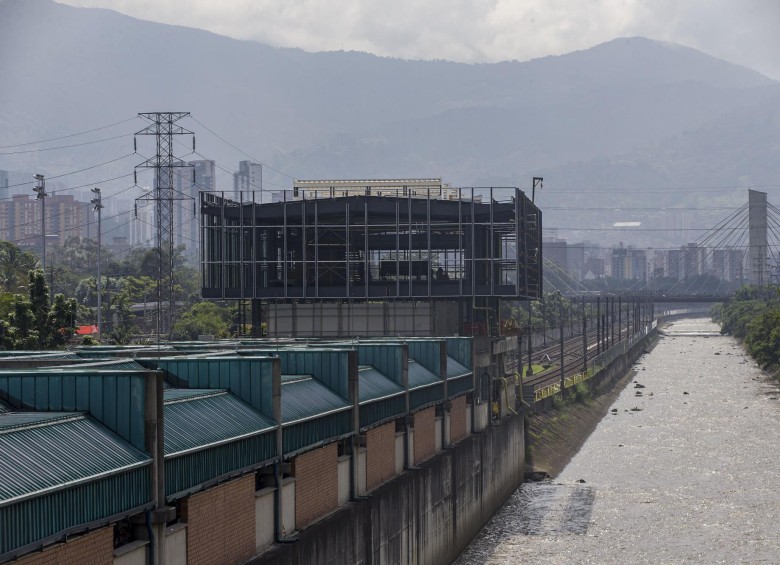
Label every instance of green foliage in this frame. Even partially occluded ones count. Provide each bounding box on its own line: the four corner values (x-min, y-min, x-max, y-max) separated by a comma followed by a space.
505, 291, 578, 334
8, 295, 36, 348
0, 241, 38, 293
574, 382, 591, 404
46, 294, 78, 348
28, 270, 50, 343
0, 240, 204, 346
0, 267, 77, 350
171, 302, 231, 341
719, 299, 766, 339
0, 292, 16, 320
710, 303, 723, 322
720, 285, 780, 368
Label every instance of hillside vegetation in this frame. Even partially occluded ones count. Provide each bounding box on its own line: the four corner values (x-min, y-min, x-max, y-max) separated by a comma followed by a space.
717, 286, 780, 369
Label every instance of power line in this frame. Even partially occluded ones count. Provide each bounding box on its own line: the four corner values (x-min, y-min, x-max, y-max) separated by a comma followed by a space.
0, 117, 138, 149
1, 183, 141, 234
189, 115, 297, 181
544, 206, 739, 211
2, 153, 138, 191
3, 208, 136, 246
547, 226, 748, 232
188, 147, 291, 190
171, 139, 291, 191
545, 183, 780, 194
0, 133, 128, 156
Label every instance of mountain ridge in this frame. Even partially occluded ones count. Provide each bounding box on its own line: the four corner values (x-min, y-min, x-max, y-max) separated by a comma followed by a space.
0, 0, 778, 249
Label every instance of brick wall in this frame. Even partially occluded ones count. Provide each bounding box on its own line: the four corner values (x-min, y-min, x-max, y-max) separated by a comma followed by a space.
15, 527, 113, 565
180, 474, 256, 565
413, 407, 436, 464
293, 443, 338, 529
449, 395, 468, 443
365, 422, 397, 491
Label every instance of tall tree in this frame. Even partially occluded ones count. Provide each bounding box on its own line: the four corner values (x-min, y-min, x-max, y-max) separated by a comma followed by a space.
28, 270, 50, 344
47, 294, 78, 348
0, 242, 38, 293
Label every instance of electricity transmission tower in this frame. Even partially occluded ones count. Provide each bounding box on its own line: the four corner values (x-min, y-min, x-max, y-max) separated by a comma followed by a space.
134, 112, 194, 340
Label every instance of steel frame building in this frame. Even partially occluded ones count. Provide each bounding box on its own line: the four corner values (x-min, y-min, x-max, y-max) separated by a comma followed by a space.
200, 187, 542, 304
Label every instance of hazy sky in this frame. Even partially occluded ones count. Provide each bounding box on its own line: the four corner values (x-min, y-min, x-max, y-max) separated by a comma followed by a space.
57, 1, 780, 79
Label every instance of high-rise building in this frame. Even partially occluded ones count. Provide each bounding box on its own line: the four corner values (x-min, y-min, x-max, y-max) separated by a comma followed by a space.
712, 249, 744, 283
172, 160, 216, 259
233, 161, 264, 202
665, 249, 682, 279
611, 243, 647, 281
0, 170, 8, 201
131, 198, 155, 247
0, 194, 85, 251
542, 236, 568, 274
681, 243, 708, 278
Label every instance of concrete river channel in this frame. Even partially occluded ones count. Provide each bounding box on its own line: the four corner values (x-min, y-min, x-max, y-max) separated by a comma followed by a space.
456, 318, 780, 564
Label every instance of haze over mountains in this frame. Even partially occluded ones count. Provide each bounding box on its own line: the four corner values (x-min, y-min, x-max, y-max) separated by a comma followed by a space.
1, 0, 778, 247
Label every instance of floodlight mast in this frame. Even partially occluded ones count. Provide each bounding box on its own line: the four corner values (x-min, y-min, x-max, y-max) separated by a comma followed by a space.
91, 187, 103, 341
33, 174, 47, 271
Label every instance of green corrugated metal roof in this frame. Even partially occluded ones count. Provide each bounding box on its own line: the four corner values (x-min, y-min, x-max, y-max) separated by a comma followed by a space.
0, 352, 81, 361
171, 350, 237, 358
69, 359, 145, 371
74, 345, 175, 359
446, 356, 471, 379
281, 374, 313, 383
358, 366, 404, 403
75, 345, 174, 351
0, 351, 76, 358
169, 342, 240, 351
281, 378, 350, 425
0, 412, 151, 506
408, 359, 441, 389
0, 400, 10, 414
163, 389, 276, 457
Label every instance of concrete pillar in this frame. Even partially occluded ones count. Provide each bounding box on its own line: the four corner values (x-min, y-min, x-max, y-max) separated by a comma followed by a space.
749, 189, 768, 285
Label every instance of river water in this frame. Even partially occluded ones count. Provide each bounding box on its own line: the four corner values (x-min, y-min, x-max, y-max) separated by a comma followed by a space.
456, 318, 780, 564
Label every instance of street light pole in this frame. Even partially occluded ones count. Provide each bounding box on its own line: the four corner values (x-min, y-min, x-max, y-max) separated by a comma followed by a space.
33, 174, 47, 271
91, 187, 103, 341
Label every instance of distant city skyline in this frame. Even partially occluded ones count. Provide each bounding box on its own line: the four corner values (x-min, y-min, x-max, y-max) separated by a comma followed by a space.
57, 0, 780, 79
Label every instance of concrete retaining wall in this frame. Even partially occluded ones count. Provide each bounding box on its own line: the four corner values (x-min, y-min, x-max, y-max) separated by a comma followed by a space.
250, 413, 525, 565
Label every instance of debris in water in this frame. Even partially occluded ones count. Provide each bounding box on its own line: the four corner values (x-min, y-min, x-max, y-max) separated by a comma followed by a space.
630, 407, 642, 412
683, 391, 689, 395
634, 383, 646, 389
